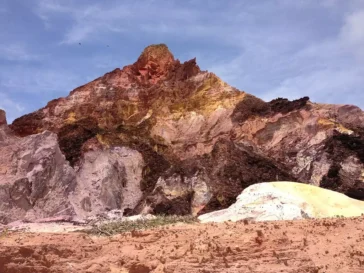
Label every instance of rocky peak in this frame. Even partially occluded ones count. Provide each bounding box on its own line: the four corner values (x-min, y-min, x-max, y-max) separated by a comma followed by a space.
136, 44, 175, 67
0, 109, 7, 126
133, 44, 176, 84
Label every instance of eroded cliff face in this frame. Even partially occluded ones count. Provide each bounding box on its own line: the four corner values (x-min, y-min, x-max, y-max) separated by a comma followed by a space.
231, 99, 364, 198
4, 44, 364, 223
0, 123, 76, 224
70, 147, 145, 220
0, 115, 144, 223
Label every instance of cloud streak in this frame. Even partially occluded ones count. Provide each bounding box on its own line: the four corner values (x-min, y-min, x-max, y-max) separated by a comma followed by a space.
340, 10, 364, 59
0, 44, 43, 61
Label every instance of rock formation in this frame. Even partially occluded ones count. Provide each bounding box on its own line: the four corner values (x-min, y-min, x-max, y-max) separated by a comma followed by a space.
198, 182, 364, 223
70, 147, 144, 220
0, 117, 76, 224
1, 43, 363, 223
0, 113, 144, 224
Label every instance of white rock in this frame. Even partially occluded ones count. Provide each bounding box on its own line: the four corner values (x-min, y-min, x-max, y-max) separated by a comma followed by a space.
198, 182, 364, 223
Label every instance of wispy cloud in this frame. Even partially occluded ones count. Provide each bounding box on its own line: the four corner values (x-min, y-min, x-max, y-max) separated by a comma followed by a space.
0, 44, 43, 61
201, 3, 364, 110
262, 68, 364, 105
35, 0, 132, 44
0, 66, 84, 94
0, 0, 363, 122
35, 0, 73, 29
263, 8, 364, 109
34, 0, 240, 45
340, 10, 364, 59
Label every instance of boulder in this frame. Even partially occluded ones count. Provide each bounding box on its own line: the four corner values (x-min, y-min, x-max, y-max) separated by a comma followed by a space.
0, 112, 146, 224
70, 147, 144, 220
0, 129, 76, 224
198, 182, 364, 223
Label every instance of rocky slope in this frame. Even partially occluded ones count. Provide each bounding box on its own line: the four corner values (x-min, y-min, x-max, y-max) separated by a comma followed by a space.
2, 44, 364, 223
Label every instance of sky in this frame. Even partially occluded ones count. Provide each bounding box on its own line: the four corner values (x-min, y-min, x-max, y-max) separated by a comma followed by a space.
1, 0, 364, 122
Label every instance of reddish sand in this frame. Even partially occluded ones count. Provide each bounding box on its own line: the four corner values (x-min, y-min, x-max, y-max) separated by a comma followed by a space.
1, 217, 364, 273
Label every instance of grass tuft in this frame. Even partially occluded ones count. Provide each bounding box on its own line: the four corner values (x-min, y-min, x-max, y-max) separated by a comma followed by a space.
86, 215, 198, 236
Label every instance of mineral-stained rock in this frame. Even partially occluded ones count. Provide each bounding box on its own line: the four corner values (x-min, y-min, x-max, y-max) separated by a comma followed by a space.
133, 139, 293, 216
4, 43, 364, 222
138, 169, 213, 216
0, 111, 146, 224
232, 102, 364, 199
70, 147, 144, 219
198, 182, 364, 223
0, 123, 76, 224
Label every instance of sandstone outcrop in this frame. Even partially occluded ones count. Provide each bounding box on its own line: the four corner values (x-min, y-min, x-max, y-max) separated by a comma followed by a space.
2, 43, 364, 223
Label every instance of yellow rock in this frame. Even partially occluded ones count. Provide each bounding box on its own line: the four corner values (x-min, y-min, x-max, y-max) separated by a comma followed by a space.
317, 118, 353, 135
65, 112, 76, 124
96, 134, 110, 148
271, 182, 364, 218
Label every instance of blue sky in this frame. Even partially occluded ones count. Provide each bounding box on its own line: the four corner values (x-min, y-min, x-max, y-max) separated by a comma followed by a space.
1, 0, 364, 122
